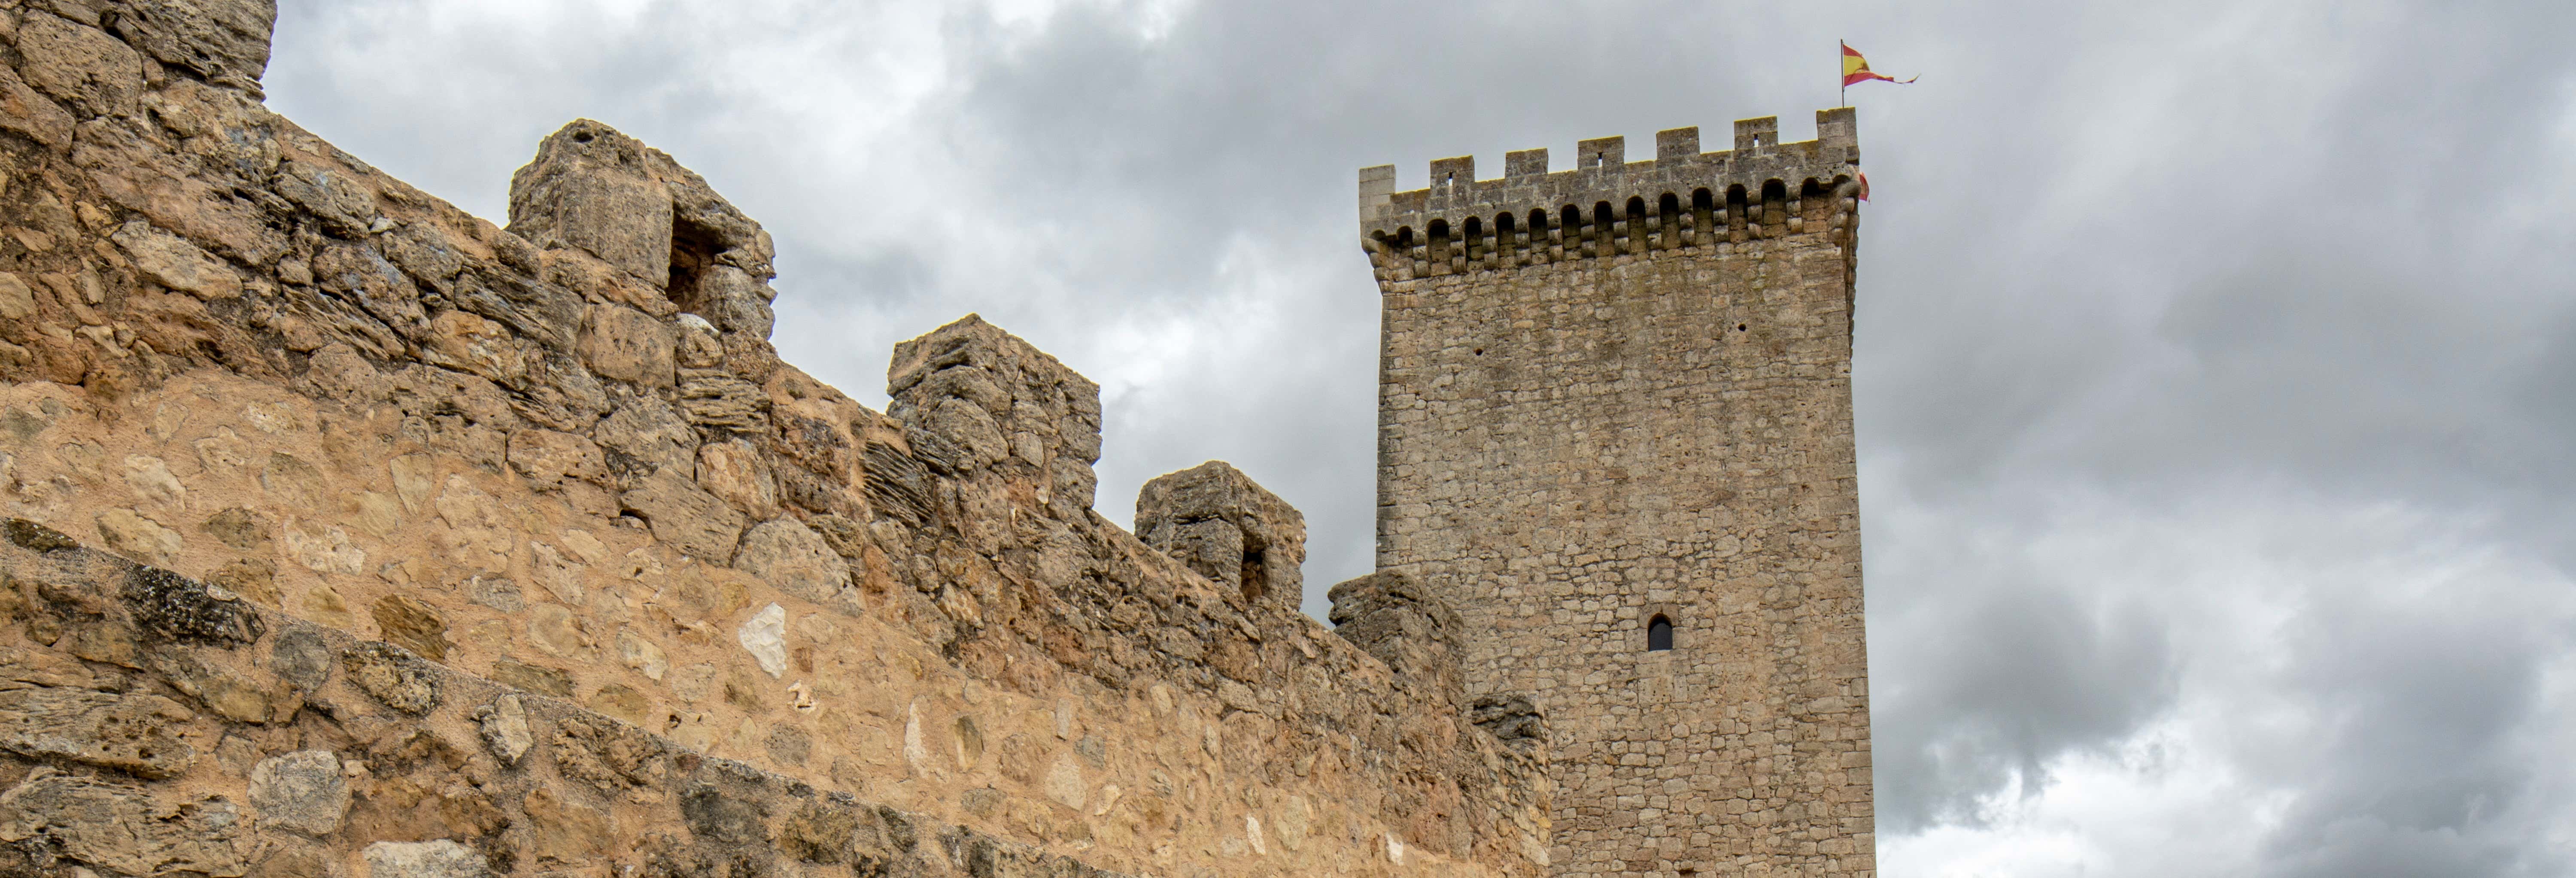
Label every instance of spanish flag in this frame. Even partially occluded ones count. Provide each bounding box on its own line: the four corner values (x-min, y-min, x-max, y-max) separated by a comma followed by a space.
1842, 42, 1916, 87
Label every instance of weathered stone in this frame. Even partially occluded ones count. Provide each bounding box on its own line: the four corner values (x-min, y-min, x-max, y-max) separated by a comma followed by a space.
112, 220, 242, 299
0, 769, 243, 877
0, 65, 75, 150
156, 649, 290, 723
474, 693, 533, 766
1326, 570, 1464, 705
592, 396, 696, 480
363, 839, 492, 878
313, 243, 427, 336
273, 158, 380, 239
1137, 460, 1306, 610
201, 506, 274, 550
675, 368, 766, 432
507, 428, 607, 486
109, 0, 278, 93
94, 507, 181, 565
678, 782, 766, 845
0, 687, 197, 778
551, 717, 665, 793
588, 682, 649, 725
523, 783, 611, 863
694, 438, 777, 519
1468, 694, 1547, 752
371, 593, 450, 662
18, 13, 143, 118
779, 801, 860, 864
733, 518, 847, 605
577, 304, 674, 388
525, 602, 590, 659
673, 312, 723, 367
616, 629, 668, 681
343, 643, 438, 714
125, 565, 262, 644
507, 120, 675, 285
737, 602, 786, 678
271, 628, 331, 689
618, 469, 745, 563
249, 750, 349, 835
490, 660, 574, 698
3, 517, 79, 551
418, 309, 532, 385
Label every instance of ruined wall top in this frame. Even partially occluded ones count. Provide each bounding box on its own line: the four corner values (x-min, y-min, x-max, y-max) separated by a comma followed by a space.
0, 1, 1552, 875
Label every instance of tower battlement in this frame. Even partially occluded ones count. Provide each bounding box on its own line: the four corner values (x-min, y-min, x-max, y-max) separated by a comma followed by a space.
1358, 109, 1859, 281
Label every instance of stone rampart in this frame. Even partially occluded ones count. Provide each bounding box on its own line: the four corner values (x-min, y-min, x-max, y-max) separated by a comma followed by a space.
0, 3, 1550, 876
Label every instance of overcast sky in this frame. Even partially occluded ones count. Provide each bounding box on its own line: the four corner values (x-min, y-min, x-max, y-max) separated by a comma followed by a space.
264, 1, 2576, 875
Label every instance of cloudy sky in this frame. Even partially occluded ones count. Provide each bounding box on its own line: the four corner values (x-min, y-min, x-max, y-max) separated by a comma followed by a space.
263, 1, 2576, 875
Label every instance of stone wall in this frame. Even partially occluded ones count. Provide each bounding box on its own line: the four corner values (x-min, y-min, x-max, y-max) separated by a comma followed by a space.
0, 2, 1550, 875
1361, 114, 1876, 878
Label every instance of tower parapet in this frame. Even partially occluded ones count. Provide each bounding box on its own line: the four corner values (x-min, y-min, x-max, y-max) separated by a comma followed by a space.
1359, 109, 1859, 282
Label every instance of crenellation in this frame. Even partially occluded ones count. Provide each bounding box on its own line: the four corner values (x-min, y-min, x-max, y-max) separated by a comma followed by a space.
1360, 111, 1862, 287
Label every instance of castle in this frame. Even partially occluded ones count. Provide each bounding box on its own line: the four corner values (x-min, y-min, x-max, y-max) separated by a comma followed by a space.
0, 2, 1871, 876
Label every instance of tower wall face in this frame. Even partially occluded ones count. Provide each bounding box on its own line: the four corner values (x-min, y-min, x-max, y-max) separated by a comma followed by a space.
1363, 110, 1875, 878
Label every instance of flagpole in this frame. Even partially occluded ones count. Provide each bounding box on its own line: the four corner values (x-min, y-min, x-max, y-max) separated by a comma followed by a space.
1839, 40, 1847, 107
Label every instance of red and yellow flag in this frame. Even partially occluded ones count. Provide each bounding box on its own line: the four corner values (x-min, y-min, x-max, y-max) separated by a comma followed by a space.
1842, 42, 1916, 87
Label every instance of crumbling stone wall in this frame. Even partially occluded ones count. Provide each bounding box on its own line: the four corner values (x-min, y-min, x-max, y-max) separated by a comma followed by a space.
1361, 114, 1876, 878
1136, 461, 1304, 614
0, 2, 1551, 876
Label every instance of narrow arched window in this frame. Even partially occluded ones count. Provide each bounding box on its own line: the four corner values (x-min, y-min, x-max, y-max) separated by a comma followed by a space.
1646, 615, 1674, 651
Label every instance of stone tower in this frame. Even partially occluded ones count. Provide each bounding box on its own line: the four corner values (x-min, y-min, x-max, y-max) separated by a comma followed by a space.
1358, 110, 1875, 878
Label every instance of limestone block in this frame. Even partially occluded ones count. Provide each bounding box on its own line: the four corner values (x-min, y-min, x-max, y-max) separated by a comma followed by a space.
111, 220, 241, 299
107, 0, 279, 94
1326, 569, 1464, 705
577, 303, 674, 388
592, 396, 696, 481
694, 439, 777, 519
618, 469, 746, 563
734, 518, 846, 605
419, 310, 532, 385
507, 428, 608, 486
886, 315, 1102, 506
364, 839, 492, 878
0, 688, 197, 778
737, 602, 786, 678
248, 749, 349, 835
0, 66, 75, 150
0, 769, 244, 876
676, 368, 766, 433
17, 13, 143, 118
1136, 460, 1306, 610
342, 642, 437, 714
507, 120, 674, 286
474, 693, 533, 766
678, 263, 774, 338
272, 158, 380, 238
93, 507, 180, 565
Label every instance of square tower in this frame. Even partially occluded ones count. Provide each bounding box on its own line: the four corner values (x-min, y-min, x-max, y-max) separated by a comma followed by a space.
1360, 109, 1873, 878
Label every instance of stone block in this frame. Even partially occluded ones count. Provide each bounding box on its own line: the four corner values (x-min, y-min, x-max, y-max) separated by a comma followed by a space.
887, 314, 1101, 510
1326, 569, 1463, 705
1136, 460, 1306, 611
507, 120, 674, 286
